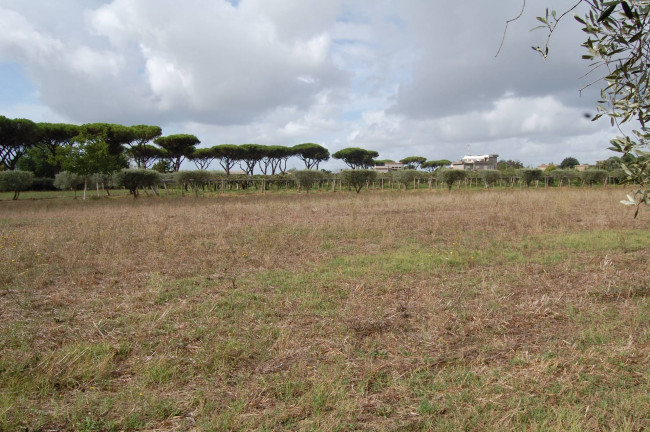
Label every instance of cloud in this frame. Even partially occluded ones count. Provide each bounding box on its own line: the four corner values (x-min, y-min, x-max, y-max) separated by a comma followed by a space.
0, 0, 349, 125
390, 1, 599, 118
340, 93, 616, 166
0, 8, 65, 63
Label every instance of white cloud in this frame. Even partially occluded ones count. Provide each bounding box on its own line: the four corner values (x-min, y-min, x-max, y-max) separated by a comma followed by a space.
69, 46, 124, 77
328, 93, 617, 166
390, 1, 598, 117
482, 95, 595, 139
0, 8, 64, 63
0, 0, 349, 125
240, 0, 343, 40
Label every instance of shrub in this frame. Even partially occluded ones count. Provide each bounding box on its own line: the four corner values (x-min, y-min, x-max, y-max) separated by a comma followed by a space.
114, 169, 162, 198
478, 170, 501, 188
392, 170, 418, 190
175, 170, 213, 197
293, 170, 323, 192
518, 169, 543, 188
436, 168, 467, 191
54, 171, 85, 199
0, 170, 33, 200
609, 169, 626, 184
550, 169, 578, 186
580, 169, 608, 186
91, 172, 112, 186
340, 169, 377, 194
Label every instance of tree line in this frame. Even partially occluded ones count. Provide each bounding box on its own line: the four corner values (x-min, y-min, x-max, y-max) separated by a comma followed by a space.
0, 116, 465, 182
0, 117, 328, 176
0, 115, 632, 200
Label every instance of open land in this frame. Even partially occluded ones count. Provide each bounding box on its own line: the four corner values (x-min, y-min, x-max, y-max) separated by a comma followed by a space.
0, 187, 649, 431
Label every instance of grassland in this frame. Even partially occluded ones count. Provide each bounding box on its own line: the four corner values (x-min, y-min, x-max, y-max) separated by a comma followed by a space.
0, 187, 648, 431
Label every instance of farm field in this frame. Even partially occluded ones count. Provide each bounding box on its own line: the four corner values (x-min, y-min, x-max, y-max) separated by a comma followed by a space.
0, 187, 648, 431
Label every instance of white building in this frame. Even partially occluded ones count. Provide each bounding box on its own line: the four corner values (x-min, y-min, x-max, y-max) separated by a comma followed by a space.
374, 162, 404, 173
451, 154, 499, 171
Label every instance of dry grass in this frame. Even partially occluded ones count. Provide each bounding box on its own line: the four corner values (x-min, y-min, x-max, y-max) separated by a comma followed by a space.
0, 187, 648, 431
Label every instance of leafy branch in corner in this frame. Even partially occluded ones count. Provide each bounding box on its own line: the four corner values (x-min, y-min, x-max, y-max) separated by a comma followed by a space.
499, 0, 650, 217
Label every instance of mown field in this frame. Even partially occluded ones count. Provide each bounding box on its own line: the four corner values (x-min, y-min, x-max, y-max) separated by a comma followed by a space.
1, 187, 648, 431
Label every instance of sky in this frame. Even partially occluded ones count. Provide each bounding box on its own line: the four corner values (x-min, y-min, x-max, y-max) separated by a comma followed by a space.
0, 0, 624, 171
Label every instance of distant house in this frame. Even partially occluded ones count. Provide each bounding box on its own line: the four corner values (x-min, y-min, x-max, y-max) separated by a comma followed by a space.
374, 162, 404, 173
537, 164, 551, 171
574, 164, 590, 172
451, 154, 498, 171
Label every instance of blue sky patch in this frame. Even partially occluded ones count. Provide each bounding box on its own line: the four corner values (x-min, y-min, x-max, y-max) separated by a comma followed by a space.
0, 62, 38, 106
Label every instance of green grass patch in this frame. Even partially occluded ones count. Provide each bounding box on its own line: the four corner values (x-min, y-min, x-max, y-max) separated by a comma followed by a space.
540, 229, 649, 252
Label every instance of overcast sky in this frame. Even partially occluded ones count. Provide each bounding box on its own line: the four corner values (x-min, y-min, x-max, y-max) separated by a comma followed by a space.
0, 0, 622, 170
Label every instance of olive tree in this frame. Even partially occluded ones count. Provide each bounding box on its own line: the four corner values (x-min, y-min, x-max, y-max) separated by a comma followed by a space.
524, 0, 650, 215
0, 170, 33, 200
293, 170, 323, 193
478, 169, 502, 188
392, 169, 419, 190
54, 171, 84, 199
580, 169, 608, 186
518, 169, 543, 188
576, 1, 650, 213
550, 169, 578, 186
90, 173, 114, 197
609, 168, 627, 184
437, 168, 467, 191
113, 169, 162, 198
340, 169, 378, 193
175, 170, 213, 196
